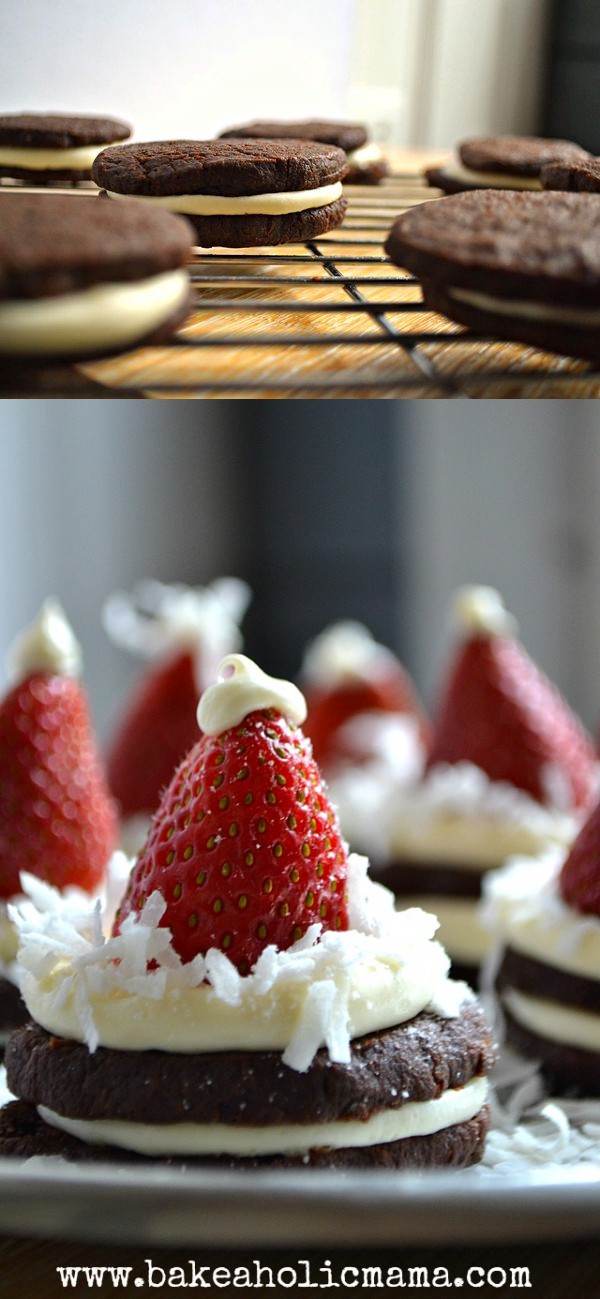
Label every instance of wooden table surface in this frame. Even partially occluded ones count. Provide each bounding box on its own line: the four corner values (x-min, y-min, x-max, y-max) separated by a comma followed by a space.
1, 1234, 598, 1297
1, 150, 598, 400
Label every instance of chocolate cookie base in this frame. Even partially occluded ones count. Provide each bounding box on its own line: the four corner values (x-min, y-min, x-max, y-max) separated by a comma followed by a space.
0, 977, 27, 1039
372, 858, 484, 901
542, 159, 600, 194
500, 1008, 600, 1098
0, 1099, 489, 1169
424, 166, 486, 195
0, 166, 94, 185
421, 279, 600, 366
496, 947, 600, 1095
345, 161, 388, 186
6, 1004, 494, 1126
497, 946, 600, 1015
182, 198, 347, 248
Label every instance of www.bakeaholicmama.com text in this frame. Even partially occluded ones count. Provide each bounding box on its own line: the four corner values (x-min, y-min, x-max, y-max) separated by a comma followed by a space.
56, 1258, 532, 1290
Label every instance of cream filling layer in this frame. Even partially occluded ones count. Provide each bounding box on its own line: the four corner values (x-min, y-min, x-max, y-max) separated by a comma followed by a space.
398, 896, 488, 966
503, 988, 600, 1054
0, 269, 189, 356
37, 1075, 488, 1157
346, 143, 383, 169
450, 288, 600, 331
481, 853, 600, 981
440, 160, 542, 190
0, 143, 112, 171
105, 181, 342, 216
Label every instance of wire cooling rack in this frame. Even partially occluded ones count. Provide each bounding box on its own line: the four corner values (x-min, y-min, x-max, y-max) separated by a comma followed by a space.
3, 159, 600, 399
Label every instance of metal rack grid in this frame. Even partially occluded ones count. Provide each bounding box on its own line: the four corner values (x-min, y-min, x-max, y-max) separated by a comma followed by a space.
5, 167, 600, 399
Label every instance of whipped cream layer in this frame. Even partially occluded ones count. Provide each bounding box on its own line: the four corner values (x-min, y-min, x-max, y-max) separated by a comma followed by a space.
0, 143, 111, 172
482, 850, 600, 981
106, 182, 342, 216
438, 160, 542, 191
0, 268, 189, 356
38, 1074, 487, 1157
502, 988, 600, 1055
12, 855, 468, 1071
340, 762, 580, 869
449, 288, 600, 332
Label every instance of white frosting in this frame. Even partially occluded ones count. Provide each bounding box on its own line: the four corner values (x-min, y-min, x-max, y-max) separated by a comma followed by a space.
0, 143, 111, 171
481, 849, 600, 981
302, 621, 399, 688
346, 143, 383, 169
37, 1074, 488, 1157
198, 654, 307, 735
102, 577, 251, 693
105, 181, 342, 216
11, 855, 467, 1070
398, 895, 489, 965
452, 586, 518, 638
502, 988, 600, 1054
0, 268, 189, 357
450, 287, 600, 331
0, 906, 19, 971
438, 159, 542, 190
5, 598, 82, 683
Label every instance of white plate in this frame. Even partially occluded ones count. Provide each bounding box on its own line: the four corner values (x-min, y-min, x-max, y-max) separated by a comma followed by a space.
0, 1158, 598, 1247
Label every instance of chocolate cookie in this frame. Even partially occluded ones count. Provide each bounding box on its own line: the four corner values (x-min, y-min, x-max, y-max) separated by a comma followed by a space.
542, 158, 600, 194
92, 139, 348, 246
0, 112, 131, 185
385, 190, 600, 363
0, 1098, 489, 1169
0, 977, 27, 1041
219, 119, 387, 185
5, 1003, 493, 1126
426, 134, 590, 195
0, 191, 194, 360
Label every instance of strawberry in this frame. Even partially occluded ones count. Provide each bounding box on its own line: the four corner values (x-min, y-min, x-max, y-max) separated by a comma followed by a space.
559, 799, 600, 916
301, 622, 430, 769
107, 649, 200, 818
0, 672, 118, 900
428, 591, 596, 812
113, 706, 349, 973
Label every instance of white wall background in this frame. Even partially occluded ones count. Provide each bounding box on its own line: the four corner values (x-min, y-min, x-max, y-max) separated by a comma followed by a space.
397, 402, 600, 730
0, 402, 242, 739
1, 0, 550, 146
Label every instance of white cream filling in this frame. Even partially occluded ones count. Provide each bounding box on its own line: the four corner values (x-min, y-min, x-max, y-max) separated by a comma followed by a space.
481, 850, 600, 981
449, 288, 600, 331
12, 856, 467, 1068
0, 268, 189, 356
439, 159, 542, 190
0, 143, 111, 172
503, 988, 600, 1055
37, 1074, 488, 1157
105, 181, 342, 216
346, 143, 383, 169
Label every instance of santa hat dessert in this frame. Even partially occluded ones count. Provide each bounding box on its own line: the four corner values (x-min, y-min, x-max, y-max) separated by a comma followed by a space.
365, 587, 598, 984
104, 577, 251, 852
483, 797, 600, 1097
0, 600, 120, 1043
2, 654, 494, 1168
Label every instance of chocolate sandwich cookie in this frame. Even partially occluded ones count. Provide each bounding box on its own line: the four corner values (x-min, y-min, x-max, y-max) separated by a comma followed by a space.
0, 192, 193, 360
542, 157, 600, 194
1, 1003, 493, 1168
0, 113, 131, 185
220, 119, 388, 185
426, 135, 590, 195
496, 948, 600, 1096
0, 978, 26, 1045
92, 139, 348, 246
385, 190, 600, 363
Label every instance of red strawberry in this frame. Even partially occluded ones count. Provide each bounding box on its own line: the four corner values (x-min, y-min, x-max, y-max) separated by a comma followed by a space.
559, 799, 600, 916
302, 622, 430, 769
429, 603, 596, 811
0, 672, 118, 900
113, 707, 349, 974
107, 650, 200, 818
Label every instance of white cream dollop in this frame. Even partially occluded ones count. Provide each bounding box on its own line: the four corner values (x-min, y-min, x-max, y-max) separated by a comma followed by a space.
198, 653, 307, 735
452, 586, 518, 638
301, 620, 399, 688
5, 599, 82, 683
10, 855, 465, 1071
